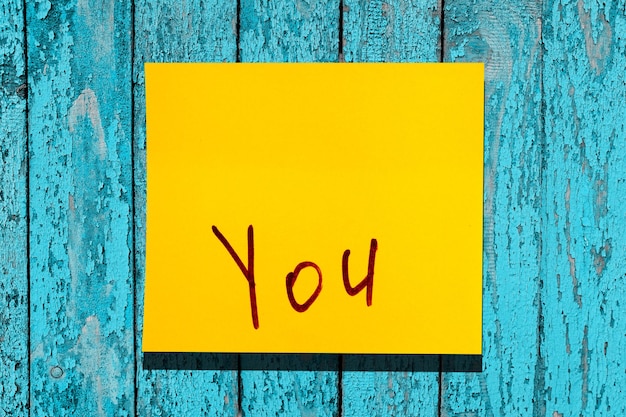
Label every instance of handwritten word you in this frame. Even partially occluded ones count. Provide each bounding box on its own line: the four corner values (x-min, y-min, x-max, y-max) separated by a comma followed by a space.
212, 225, 378, 329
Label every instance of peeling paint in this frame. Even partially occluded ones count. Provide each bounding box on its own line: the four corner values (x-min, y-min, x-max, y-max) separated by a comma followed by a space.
542, 0, 626, 415
6, 0, 626, 416
577, 0, 612, 76
564, 180, 583, 308
443, 1, 544, 416
34, 0, 51, 20
68, 88, 107, 160
0, 0, 28, 414
581, 325, 589, 410
590, 239, 611, 276
26, 0, 134, 415
70, 315, 121, 417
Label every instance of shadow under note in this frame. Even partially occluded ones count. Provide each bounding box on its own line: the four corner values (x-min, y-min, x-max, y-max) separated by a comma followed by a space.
143, 353, 482, 372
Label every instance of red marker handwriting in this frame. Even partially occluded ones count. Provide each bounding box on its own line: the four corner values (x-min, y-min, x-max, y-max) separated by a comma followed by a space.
213, 225, 377, 328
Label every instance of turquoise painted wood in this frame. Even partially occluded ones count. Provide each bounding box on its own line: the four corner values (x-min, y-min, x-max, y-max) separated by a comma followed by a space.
342, 0, 440, 63
133, 0, 239, 415
0, 1, 28, 416
2, 0, 626, 415
240, 0, 340, 62
341, 1, 441, 415
27, 0, 134, 415
238, 1, 341, 415
442, 0, 544, 415
542, 1, 626, 415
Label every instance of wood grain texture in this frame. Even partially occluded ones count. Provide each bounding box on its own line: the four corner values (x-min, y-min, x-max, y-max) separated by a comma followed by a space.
342, 0, 440, 62
342, 356, 439, 417
0, 1, 28, 415
340, 1, 441, 415
3, 1, 624, 415
240, 0, 339, 62
133, 0, 240, 415
26, 0, 134, 415
442, 0, 544, 415
542, 0, 626, 415
238, 1, 341, 416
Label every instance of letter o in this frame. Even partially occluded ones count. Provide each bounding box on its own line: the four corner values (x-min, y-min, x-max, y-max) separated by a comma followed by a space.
286, 261, 323, 313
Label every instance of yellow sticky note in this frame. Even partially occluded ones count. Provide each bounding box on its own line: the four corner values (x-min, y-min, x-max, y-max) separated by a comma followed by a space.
143, 63, 483, 354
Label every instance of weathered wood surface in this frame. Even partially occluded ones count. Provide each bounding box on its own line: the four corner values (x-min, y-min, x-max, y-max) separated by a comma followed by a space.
240, 0, 339, 62
441, 1, 626, 416
542, 0, 626, 415
0, 1, 28, 416
133, 0, 240, 415
341, 0, 441, 415
2, 0, 626, 415
26, 0, 134, 415
442, 0, 544, 415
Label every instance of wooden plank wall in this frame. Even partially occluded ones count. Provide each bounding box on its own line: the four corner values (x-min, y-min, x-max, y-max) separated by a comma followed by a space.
442, 1, 544, 415
0, 1, 28, 415
1, 0, 625, 416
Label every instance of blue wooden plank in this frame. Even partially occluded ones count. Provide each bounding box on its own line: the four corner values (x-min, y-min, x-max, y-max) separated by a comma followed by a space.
341, 1, 441, 415
343, 0, 441, 63
542, 0, 626, 414
238, 1, 341, 415
441, 0, 544, 415
0, 1, 28, 415
26, 0, 134, 415
342, 356, 439, 416
240, 0, 340, 63
239, 355, 340, 417
133, 0, 240, 415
